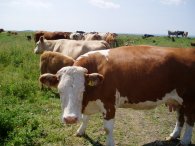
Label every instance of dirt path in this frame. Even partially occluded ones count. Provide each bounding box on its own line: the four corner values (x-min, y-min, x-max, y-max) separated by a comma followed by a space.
113, 105, 195, 146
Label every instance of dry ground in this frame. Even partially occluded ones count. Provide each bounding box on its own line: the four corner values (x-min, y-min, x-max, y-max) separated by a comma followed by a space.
114, 106, 193, 146
58, 105, 195, 146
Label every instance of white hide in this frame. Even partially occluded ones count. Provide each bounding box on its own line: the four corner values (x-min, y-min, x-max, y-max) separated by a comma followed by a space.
77, 49, 110, 61
57, 66, 86, 122
83, 99, 107, 117
76, 115, 89, 136
34, 39, 57, 54
170, 121, 183, 138
104, 119, 115, 146
115, 89, 183, 110
181, 123, 193, 145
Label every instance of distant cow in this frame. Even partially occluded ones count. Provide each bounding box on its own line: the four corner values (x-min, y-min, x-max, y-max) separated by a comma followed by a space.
0, 29, 4, 33
168, 30, 186, 38
40, 45, 195, 146
177, 31, 184, 37
143, 34, 154, 38
168, 31, 177, 37
83, 33, 102, 41
26, 35, 32, 41
7, 31, 17, 35
105, 33, 118, 47
69, 32, 84, 40
34, 31, 71, 43
76, 30, 85, 34
34, 36, 110, 59
191, 42, 195, 47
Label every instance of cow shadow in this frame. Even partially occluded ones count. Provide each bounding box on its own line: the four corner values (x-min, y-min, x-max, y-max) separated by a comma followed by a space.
83, 134, 104, 146
142, 139, 195, 146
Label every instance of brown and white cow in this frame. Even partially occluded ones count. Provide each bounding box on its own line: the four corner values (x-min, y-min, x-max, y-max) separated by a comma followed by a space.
34, 36, 110, 59
34, 31, 71, 43
83, 33, 102, 41
39, 45, 195, 146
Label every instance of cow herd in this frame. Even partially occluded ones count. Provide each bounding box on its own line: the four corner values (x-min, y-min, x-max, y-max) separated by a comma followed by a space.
34, 31, 118, 48
168, 30, 188, 38
33, 30, 195, 146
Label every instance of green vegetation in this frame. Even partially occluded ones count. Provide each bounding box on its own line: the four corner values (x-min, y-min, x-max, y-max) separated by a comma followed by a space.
0, 32, 194, 146
116, 34, 195, 48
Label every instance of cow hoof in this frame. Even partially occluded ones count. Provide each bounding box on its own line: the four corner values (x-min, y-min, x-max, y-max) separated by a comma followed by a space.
165, 136, 180, 141
74, 132, 85, 137
165, 136, 175, 141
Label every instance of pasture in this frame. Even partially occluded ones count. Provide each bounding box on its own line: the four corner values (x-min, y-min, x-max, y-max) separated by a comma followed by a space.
0, 32, 195, 146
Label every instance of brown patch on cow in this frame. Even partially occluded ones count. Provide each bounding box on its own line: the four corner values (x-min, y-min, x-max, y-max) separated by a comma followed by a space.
34, 31, 71, 43
40, 51, 75, 74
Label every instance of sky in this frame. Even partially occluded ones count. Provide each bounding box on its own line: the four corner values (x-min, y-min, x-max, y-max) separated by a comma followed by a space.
0, 0, 195, 36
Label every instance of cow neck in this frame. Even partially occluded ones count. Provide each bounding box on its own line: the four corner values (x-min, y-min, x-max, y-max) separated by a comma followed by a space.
45, 40, 57, 51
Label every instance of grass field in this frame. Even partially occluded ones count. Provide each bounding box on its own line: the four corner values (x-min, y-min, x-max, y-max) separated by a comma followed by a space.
0, 32, 195, 146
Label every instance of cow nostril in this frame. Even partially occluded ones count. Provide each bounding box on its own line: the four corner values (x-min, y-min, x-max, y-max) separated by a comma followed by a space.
64, 116, 78, 124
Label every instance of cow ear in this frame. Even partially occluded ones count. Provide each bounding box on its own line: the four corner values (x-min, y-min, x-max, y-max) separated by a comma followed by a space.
40, 36, 44, 43
85, 73, 104, 87
39, 73, 59, 88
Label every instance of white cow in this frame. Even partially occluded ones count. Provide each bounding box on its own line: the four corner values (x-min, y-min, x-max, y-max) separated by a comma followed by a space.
34, 36, 110, 59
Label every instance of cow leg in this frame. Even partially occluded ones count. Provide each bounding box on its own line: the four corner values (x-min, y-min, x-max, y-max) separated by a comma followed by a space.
104, 119, 115, 146
179, 114, 194, 145
167, 108, 184, 140
75, 114, 89, 136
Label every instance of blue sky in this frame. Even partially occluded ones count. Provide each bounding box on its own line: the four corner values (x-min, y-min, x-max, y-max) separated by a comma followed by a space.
0, 0, 195, 36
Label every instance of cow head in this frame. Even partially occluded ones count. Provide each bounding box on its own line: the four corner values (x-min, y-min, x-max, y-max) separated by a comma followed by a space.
39, 66, 104, 124
34, 36, 46, 54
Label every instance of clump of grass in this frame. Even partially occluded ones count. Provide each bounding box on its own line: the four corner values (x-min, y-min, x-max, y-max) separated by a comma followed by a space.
1, 80, 37, 100
0, 107, 46, 146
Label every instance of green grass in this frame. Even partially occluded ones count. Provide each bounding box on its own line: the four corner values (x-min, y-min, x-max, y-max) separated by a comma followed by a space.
0, 32, 195, 146
116, 34, 195, 48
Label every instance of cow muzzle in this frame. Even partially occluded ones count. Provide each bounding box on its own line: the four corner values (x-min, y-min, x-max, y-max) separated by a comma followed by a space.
64, 116, 78, 124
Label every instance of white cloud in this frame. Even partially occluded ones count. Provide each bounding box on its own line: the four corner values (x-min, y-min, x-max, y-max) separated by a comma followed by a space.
89, 0, 120, 9
160, 0, 187, 5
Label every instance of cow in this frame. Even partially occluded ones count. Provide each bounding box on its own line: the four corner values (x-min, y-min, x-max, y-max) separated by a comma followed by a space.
177, 31, 185, 37
191, 42, 195, 47
98, 32, 108, 40
83, 33, 102, 41
34, 36, 110, 59
39, 45, 195, 146
105, 32, 118, 48
143, 34, 154, 38
168, 30, 177, 37
0, 28, 4, 33
7, 31, 17, 35
168, 31, 185, 38
26, 35, 32, 41
34, 31, 71, 43
69, 32, 84, 40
